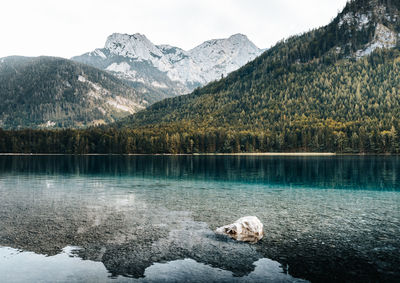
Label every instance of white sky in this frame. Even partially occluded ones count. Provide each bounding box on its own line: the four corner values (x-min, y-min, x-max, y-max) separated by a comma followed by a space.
0, 0, 348, 59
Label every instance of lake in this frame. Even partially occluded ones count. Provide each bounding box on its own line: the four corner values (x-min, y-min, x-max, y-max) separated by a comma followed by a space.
0, 155, 399, 282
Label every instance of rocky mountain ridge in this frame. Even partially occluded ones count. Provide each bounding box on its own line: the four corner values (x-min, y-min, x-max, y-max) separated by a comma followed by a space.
72, 33, 263, 98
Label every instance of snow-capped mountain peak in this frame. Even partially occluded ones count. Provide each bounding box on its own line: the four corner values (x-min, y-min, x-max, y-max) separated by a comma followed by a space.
227, 33, 256, 46
73, 33, 264, 97
188, 34, 261, 80
104, 33, 164, 61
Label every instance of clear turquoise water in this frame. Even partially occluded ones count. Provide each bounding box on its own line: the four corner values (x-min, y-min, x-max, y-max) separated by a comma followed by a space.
0, 156, 399, 282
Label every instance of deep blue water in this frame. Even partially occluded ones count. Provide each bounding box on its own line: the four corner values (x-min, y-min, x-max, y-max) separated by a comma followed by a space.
0, 155, 399, 282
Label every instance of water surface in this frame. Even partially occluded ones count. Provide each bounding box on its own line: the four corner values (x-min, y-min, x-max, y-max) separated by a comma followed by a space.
0, 155, 399, 282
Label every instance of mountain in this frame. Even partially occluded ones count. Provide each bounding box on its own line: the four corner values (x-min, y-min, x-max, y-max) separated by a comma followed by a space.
111, 0, 400, 153
72, 33, 263, 100
0, 56, 147, 129
3, 0, 400, 156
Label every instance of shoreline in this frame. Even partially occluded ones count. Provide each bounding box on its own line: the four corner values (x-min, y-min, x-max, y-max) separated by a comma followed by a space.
0, 152, 397, 156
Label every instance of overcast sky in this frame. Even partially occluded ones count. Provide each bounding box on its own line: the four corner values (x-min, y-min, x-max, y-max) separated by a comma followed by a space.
0, 0, 348, 59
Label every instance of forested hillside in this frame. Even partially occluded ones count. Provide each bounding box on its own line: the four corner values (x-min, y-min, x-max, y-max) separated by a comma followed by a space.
1, 49, 399, 154
119, 0, 400, 129
0, 56, 146, 129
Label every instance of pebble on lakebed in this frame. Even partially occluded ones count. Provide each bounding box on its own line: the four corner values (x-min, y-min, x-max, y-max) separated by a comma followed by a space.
215, 216, 264, 243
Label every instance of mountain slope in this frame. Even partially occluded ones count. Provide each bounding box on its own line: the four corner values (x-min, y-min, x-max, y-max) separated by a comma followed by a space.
0, 56, 147, 129
72, 33, 263, 100
114, 0, 400, 153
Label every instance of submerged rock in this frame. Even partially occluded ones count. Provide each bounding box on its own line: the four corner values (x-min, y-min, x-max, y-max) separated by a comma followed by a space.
215, 216, 264, 243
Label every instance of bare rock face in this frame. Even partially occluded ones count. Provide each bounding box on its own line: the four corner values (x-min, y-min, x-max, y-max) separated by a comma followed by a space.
215, 216, 264, 243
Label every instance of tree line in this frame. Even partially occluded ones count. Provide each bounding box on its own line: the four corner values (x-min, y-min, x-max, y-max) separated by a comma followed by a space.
0, 121, 398, 154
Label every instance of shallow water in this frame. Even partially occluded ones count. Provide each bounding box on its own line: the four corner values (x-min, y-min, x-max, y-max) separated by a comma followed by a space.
0, 155, 399, 282
0, 246, 305, 283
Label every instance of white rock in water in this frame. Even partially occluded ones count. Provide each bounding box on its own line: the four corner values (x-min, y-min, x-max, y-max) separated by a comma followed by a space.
216, 216, 264, 243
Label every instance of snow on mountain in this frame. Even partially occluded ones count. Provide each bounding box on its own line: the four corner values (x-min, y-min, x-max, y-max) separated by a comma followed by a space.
105, 33, 164, 62
356, 23, 398, 58
77, 73, 146, 114
188, 34, 262, 83
333, 1, 400, 60
106, 62, 138, 80
338, 11, 371, 31
72, 33, 264, 97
